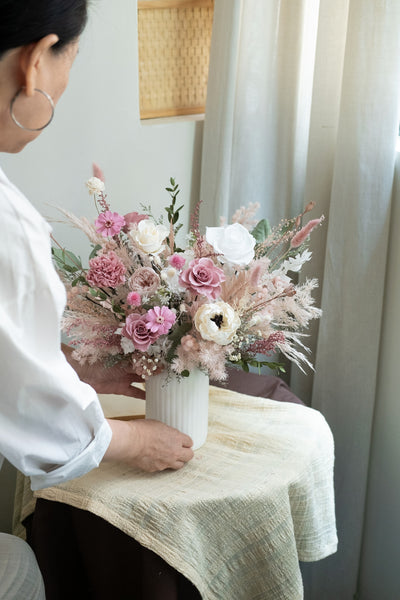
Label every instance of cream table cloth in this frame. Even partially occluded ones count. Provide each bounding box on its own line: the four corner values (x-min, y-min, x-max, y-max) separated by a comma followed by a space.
18, 386, 337, 600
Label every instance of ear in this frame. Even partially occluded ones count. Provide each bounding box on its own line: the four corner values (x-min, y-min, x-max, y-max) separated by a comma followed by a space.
19, 34, 59, 96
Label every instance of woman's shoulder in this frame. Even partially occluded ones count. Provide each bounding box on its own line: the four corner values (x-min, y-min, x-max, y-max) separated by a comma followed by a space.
0, 168, 51, 239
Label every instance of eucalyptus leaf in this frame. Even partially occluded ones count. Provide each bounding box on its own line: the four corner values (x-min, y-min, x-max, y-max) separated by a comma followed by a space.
89, 244, 102, 260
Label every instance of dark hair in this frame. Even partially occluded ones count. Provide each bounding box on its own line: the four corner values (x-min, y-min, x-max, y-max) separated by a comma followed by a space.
0, 0, 88, 59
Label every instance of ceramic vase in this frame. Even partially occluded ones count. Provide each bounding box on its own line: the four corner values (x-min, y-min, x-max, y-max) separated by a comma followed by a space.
145, 369, 209, 450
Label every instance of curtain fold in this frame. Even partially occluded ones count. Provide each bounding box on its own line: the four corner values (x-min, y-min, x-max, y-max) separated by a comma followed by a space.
308, 1, 400, 597
200, 0, 320, 229
200, 1, 400, 598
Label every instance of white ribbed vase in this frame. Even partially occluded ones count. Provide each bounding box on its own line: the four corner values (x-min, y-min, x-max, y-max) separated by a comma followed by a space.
145, 369, 209, 450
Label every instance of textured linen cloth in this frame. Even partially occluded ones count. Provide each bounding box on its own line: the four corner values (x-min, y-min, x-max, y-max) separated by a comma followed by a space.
0, 166, 111, 490
28, 387, 337, 600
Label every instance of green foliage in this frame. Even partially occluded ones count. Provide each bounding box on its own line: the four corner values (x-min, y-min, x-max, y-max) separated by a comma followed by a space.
51, 247, 82, 275
165, 320, 192, 363
71, 275, 88, 287
165, 177, 184, 252
89, 288, 107, 301
230, 357, 286, 376
89, 244, 102, 260
251, 219, 271, 243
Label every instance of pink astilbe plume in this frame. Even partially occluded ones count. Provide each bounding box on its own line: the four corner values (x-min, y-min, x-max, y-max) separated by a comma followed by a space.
248, 332, 286, 355
231, 202, 260, 230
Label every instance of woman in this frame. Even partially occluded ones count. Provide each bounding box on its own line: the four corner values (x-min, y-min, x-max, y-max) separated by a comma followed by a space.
0, 2, 194, 598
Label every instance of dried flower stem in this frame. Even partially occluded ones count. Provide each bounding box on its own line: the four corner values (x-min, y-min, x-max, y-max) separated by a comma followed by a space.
241, 286, 296, 318
169, 219, 175, 254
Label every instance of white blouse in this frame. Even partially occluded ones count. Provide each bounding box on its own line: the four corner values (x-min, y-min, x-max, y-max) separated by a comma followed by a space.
0, 166, 112, 490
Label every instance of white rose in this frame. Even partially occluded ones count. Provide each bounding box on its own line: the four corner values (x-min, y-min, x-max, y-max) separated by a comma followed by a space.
194, 301, 240, 345
86, 176, 105, 196
206, 223, 256, 266
130, 220, 169, 254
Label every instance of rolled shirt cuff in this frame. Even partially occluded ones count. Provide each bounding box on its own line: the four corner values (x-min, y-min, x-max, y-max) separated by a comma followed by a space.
30, 419, 112, 491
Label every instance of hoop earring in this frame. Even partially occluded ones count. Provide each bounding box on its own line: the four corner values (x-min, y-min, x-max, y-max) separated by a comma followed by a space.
10, 87, 55, 132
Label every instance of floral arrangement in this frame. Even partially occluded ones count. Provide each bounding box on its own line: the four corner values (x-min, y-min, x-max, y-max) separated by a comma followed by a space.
52, 167, 324, 382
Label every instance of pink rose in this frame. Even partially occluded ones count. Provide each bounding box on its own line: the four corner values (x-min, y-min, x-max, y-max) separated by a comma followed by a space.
128, 267, 160, 295
122, 313, 158, 352
123, 212, 148, 233
179, 257, 225, 300
95, 211, 125, 237
145, 306, 176, 335
87, 251, 126, 288
168, 254, 186, 269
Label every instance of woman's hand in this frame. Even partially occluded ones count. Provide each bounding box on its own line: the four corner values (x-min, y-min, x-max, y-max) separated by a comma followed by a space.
62, 343, 145, 399
104, 418, 194, 472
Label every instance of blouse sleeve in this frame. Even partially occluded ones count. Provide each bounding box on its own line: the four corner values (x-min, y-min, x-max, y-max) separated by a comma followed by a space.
0, 177, 112, 491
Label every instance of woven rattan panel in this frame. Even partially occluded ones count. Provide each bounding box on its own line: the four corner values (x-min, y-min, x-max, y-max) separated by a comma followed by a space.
138, 0, 214, 119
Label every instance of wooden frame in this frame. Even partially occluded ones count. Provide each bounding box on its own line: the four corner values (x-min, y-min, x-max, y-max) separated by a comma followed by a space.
138, 1, 213, 10
138, 0, 214, 120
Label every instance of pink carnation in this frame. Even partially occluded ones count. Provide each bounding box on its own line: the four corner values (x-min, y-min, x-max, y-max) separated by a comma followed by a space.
122, 313, 158, 352
145, 306, 176, 335
169, 254, 186, 269
127, 292, 141, 307
95, 211, 126, 237
179, 257, 225, 300
87, 251, 126, 288
123, 212, 148, 233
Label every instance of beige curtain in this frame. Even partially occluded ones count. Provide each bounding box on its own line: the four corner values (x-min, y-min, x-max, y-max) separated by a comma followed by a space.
200, 1, 400, 597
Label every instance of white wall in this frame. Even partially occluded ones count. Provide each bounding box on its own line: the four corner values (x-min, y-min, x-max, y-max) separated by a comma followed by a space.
0, 0, 204, 532
358, 153, 400, 598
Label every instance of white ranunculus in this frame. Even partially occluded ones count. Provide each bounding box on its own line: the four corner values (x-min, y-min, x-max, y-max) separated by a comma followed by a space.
130, 220, 169, 254
206, 223, 256, 266
86, 176, 105, 196
194, 301, 240, 345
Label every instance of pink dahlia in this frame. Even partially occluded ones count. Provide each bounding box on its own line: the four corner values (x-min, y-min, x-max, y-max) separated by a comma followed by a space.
95, 211, 126, 237
145, 306, 176, 335
87, 251, 126, 288
122, 313, 158, 352
168, 254, 186, 269
179, 257, 225, 300
127, 292, 141, 307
